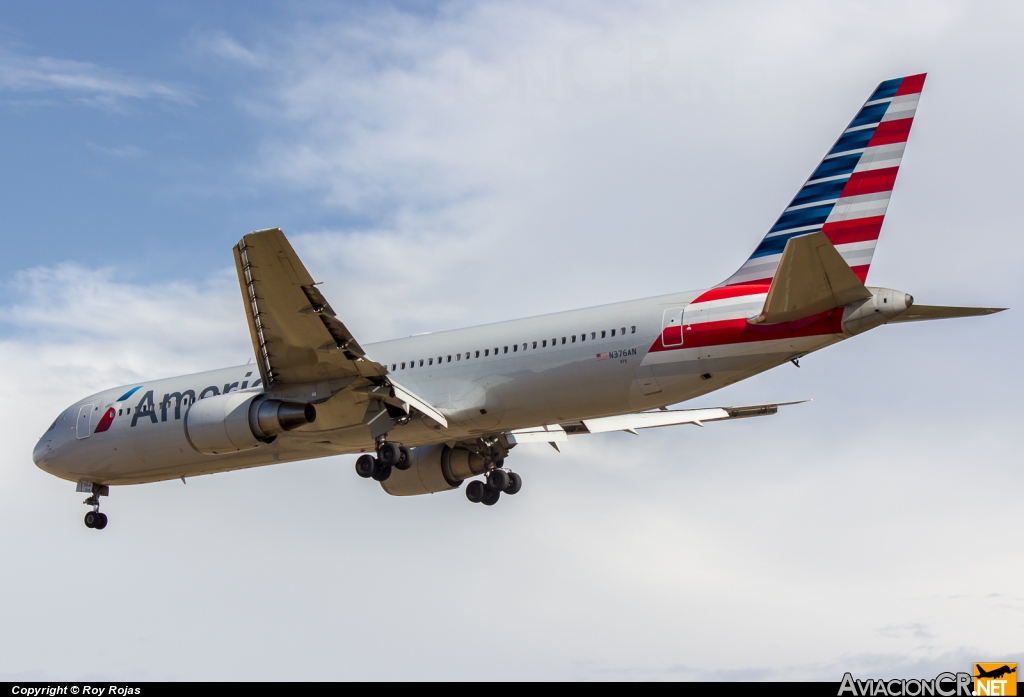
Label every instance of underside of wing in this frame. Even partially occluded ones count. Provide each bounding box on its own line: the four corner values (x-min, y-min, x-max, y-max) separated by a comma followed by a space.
505, 401, 805, 444
888, 305, 1007, 323
234, 228, 386, 386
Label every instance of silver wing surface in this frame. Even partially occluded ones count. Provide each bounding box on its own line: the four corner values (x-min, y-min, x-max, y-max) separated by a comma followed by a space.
506, 401, 805, 444
234, 228, 386, 386
233, 228, 446, 432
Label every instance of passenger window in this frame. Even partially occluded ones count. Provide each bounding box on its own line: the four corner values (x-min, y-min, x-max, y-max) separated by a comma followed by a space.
391, 364, 396, 371
401, 362, 406, 369
542, 340, 547, 347
475, 351, 480, 358
513, 344, 518, 352
419, 359, 424, 367
447, 355, 452, 363
591, 332, 596, 339
580, 333, 585, 342
457, 353, 461, 360
465, 352, 470, 359
571, 335, 576, 343
428, 358, 433, 365
522, 343, 526, 350
503, 346, 508, 354
561, 337, 566, 344
621, 327, 626, 335
631, 326, 636, 334
485, 349, 489, 356
494, 347, 498, 355
532, 341, 537, 349
601, 330, 606, 338
438, 356, 442, 364
611, 328, 616, 336
118, 409, 122, 416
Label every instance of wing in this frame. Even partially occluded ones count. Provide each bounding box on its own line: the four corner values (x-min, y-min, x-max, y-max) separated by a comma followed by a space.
234, 228, 386, 386
505, 401, 805, 445
888, 305, 1006, 323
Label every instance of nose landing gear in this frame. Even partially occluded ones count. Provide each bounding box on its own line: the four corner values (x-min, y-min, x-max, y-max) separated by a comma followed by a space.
84, 510, 107, 529
77, 481, 109, 530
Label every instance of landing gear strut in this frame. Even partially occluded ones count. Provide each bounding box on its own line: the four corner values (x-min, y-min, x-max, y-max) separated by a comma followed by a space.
354, 441, 411, 483
77, 481, 109, 530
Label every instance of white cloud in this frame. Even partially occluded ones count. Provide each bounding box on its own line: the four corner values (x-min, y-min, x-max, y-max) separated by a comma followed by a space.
86, 142, 148, 159
0, 45, 192, 109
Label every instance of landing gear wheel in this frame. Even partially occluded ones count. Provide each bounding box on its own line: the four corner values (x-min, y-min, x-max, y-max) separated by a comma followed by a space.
466, 480, 485, 503
371, 463, 393, 481
377, 442, 402, 467
487, 469, 509, 492
84, 511, 107, 529
481, 488, 500, 506
355, 454, 377, 478
395, 446, 412, 471
504, 472, 522, 495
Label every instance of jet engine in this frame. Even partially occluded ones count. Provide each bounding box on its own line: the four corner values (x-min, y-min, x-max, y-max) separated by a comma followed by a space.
184, 392, 316, 455
380, 444, 487, 496
842, 287, 913, 336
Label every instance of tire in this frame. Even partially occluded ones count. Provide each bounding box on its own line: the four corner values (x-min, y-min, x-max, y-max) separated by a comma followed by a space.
94, 513, 108, 530
487, 469, 509, 492
481, 488, 500, 506
84, 511, 97, 528
355, 454, 377, 478
505, 472, 522, 495
378, 442, 402, 466
465, 480, 485, 503
395, 446, 413, 471
371, 463, 393, 481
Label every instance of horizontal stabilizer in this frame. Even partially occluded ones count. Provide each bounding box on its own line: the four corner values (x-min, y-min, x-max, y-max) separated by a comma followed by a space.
752, 232, 871, 325
889, 305, 1006, 323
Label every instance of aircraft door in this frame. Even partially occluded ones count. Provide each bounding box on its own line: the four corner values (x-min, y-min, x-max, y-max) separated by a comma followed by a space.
77, 403, 94, 439
661, 308, 684, 346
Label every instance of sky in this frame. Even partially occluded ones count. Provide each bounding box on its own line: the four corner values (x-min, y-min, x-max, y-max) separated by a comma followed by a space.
1, 0, 1021, 681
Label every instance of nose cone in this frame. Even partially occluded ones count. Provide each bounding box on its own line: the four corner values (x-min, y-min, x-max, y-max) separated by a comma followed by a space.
33, 413, 64, 473
32, 434, 51, 470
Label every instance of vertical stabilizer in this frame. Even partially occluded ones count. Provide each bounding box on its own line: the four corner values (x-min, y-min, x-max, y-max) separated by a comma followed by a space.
724, 73, 926, 287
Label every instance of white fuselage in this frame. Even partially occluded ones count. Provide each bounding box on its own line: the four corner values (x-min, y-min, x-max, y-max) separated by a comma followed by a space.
34, 287, 843, 485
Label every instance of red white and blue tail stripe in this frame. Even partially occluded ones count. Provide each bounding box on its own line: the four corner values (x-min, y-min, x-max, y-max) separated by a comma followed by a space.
647, 74, 926, 356
723, 73, 926, 287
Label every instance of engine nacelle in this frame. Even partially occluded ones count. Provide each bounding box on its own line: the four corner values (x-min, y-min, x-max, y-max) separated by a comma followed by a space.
184, 392, 316, 455
380, 445, 487, 496
842, 287, 913, 336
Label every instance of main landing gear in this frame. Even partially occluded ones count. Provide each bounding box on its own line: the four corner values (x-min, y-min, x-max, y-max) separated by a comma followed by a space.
465, 467, 522, 507
77, 481, 109, 530
354, 441, 411, 482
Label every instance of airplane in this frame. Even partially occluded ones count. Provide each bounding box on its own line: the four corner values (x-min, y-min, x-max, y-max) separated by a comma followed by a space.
975, 665, 1017, 680
32, 72, 1005, 529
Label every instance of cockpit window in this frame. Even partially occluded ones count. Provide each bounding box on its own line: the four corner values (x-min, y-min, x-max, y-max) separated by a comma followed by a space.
46, 418, 57, 432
